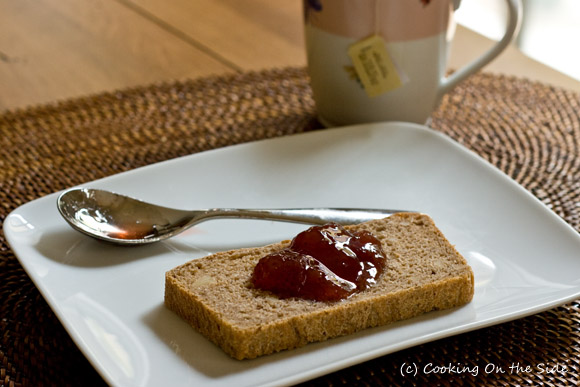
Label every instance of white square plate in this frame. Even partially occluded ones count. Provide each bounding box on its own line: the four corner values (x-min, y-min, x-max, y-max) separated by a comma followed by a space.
5, 122, 580, 386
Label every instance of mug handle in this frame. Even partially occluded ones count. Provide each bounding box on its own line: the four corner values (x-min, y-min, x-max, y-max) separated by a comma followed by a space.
438, 0, 522, 98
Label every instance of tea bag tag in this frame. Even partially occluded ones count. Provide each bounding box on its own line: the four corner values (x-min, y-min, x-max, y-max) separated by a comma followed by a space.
347, 35, 403, 97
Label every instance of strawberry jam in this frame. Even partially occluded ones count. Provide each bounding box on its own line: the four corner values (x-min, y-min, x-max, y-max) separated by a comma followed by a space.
251, 223, 386, 301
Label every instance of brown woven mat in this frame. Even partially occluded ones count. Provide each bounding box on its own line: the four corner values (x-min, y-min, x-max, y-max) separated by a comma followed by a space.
1, 67, 579, 386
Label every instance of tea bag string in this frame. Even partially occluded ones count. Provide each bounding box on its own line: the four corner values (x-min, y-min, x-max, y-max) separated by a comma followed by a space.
374, 0, 381, 37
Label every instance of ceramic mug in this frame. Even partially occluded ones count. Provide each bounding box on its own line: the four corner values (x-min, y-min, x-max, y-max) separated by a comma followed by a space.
304, 0, 521, 126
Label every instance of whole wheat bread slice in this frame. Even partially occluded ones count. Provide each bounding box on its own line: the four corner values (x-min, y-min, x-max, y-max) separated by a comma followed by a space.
164, 212, 474, 360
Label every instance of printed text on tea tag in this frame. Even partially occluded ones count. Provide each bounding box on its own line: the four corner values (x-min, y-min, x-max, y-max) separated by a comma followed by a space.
347, 35, 403, 97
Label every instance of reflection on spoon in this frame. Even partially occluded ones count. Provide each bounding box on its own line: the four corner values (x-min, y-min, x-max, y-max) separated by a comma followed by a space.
57, 188, 408, 246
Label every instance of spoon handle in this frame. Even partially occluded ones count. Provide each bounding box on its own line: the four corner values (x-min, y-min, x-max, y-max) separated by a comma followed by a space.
200, 208, 403, 226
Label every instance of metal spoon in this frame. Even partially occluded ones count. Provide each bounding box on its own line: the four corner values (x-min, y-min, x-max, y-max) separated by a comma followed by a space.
57, 187, 405, 245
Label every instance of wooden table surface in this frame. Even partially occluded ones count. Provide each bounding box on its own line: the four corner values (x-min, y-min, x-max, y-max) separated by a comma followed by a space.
1, 0, 580, 112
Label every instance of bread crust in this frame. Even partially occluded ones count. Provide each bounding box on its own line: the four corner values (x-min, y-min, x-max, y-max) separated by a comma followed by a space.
165, 213, 474, 360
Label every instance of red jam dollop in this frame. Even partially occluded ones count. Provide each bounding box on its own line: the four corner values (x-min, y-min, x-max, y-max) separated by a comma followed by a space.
251, 223, 386, 302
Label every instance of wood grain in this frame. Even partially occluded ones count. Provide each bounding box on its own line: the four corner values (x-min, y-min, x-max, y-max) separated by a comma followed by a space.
130, 0, 306, 70
0, 0, 233, 110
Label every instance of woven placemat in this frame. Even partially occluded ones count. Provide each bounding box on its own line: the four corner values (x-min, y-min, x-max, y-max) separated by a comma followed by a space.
1, 67, 578, 386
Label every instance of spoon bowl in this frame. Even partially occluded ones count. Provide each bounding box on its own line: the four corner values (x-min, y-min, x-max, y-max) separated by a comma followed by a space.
57, 188, 407, 245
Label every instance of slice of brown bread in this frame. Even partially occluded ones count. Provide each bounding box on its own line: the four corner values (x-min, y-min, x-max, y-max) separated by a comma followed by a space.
164, 212, 474, 360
